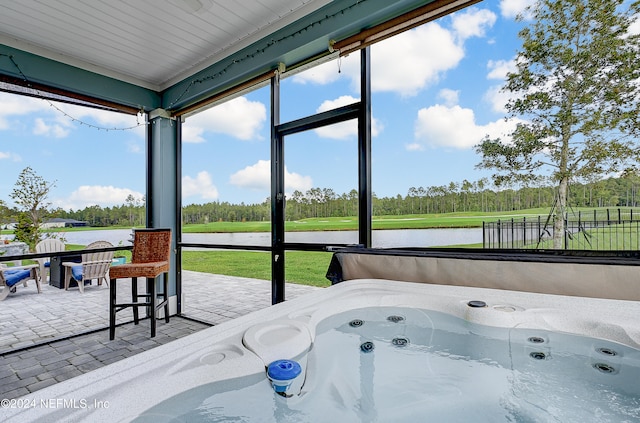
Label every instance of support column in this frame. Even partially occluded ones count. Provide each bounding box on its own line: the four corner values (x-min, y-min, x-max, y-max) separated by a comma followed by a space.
358, 47, 373, 247
146, 108, 179, 313
271, 73, 285, 304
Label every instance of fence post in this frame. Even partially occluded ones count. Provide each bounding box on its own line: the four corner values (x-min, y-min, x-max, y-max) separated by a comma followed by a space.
564, 213, 568, 250
511, 218, 514, 248
497, 220, 501, 249
523, 216, 526, 247
482, 221, 486, 248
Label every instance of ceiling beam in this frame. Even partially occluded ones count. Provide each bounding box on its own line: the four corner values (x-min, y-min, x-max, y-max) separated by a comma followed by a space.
0, 45, 161, 112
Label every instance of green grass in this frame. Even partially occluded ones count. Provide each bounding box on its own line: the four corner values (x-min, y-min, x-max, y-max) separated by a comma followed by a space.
181, 250, 333, 287
528, 225, 640, 250
181, 208, 553, 233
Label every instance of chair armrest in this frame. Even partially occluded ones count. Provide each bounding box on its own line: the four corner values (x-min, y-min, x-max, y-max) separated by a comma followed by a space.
1, 264, 38, 271
63, 260, 113, 266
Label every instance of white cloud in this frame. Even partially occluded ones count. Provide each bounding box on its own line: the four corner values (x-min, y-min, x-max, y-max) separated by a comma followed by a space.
451, 8, 497, 41
0, 92, 144, 138
484, 85, 514, 114
371, 24, 463, 97
313, 95, 383, 140
33, 117, 70, 138
413, 104, 523, 150
0, 151, 21, 162
182, 171, 219, 200
229, 160, 270, 190
0, 93, 50, 130
181, 125, 205, 143
500, 0, 535, 19
438, 89, 460, 106
487, 59, 516, 80
291, 58, 345, 85
630, 14, 640, 35
58, 185, 144, 210
229, 159, 313, 192
284, 168, 314, 193
183, 96, 266, 142
293, 9, 495, 98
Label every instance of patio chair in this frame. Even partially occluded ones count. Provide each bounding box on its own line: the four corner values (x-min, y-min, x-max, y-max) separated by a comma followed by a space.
0, 263, 40, 300
109, 228, 171, 340
35, 238, 66, 283
62, 241, 114, 293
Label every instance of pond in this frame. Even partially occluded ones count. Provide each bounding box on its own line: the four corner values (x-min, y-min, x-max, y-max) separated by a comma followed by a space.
57, 228, 482, 249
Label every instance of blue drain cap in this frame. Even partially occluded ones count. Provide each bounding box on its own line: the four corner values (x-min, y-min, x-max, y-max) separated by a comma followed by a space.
268, 360, 302, 381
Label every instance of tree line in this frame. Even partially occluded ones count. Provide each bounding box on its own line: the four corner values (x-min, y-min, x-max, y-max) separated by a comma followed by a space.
2, 169, 639, 248
55, 174, 640, 226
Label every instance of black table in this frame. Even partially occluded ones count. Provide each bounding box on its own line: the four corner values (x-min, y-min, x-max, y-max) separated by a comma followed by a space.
49, 255, 82, 289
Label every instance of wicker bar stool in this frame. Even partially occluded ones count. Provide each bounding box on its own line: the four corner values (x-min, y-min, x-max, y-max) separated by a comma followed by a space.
109, 228, 172, 340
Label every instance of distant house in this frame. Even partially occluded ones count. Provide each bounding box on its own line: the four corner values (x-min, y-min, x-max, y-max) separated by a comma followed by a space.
42, 218, 88, 229
1, 220, 16, 230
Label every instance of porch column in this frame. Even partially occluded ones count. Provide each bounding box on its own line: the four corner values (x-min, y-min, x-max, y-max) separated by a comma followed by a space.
146, 108, 179, 314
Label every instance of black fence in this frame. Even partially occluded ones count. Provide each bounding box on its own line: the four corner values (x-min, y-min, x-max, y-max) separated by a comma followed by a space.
483, 208, 640, 250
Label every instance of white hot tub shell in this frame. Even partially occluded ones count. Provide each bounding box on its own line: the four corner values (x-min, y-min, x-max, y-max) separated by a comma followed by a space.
2, 279, 640, 422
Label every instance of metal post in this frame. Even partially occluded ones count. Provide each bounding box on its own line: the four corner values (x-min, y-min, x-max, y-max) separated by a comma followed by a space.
511, 218, 514, 248
358, 47, 372, 248
271, 73, 285, 304
175, 117, 183, 314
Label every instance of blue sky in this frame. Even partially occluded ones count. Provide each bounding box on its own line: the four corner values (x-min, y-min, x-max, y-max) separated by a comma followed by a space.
0, 1, 538, 211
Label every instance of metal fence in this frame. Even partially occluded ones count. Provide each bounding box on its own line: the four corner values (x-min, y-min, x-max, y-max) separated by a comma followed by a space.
483, 208, 640, 250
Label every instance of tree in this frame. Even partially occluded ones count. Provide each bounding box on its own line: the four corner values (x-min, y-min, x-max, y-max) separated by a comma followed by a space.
10, 167, 56, 249
0, 199, 9, 229
475, 0, 640, 248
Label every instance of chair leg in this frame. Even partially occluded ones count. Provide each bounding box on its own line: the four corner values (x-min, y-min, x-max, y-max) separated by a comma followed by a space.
33, 268, 41, 294
64, 267, 70, 290
0, 286, 10, 301
109, 278, 116, 340
163, 272, 169, 323
132, 277, 139, 324
149, 277, 157, 338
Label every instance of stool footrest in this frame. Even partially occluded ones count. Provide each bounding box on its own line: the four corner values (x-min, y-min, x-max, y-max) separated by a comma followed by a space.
109, 274, 171, 341
115, 301, 154, 308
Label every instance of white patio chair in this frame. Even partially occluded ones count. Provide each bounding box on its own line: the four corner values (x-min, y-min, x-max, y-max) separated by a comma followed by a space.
62, 241, 114, 293
35, 238, 66, 283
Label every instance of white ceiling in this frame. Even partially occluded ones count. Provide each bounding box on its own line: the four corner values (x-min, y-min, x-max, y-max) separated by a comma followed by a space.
0, 0, 331, 91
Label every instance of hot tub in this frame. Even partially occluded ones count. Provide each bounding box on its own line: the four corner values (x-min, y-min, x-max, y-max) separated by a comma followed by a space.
2, 279, 640, 422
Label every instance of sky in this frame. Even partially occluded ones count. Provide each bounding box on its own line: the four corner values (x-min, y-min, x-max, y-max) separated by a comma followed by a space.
0, 0, 540, 211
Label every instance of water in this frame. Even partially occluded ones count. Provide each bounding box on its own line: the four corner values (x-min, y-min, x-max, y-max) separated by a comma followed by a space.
58, 228, 482, 249
134, 307, 640, 422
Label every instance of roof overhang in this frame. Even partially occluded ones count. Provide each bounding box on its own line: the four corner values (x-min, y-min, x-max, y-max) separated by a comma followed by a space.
0, 0, 480, 115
